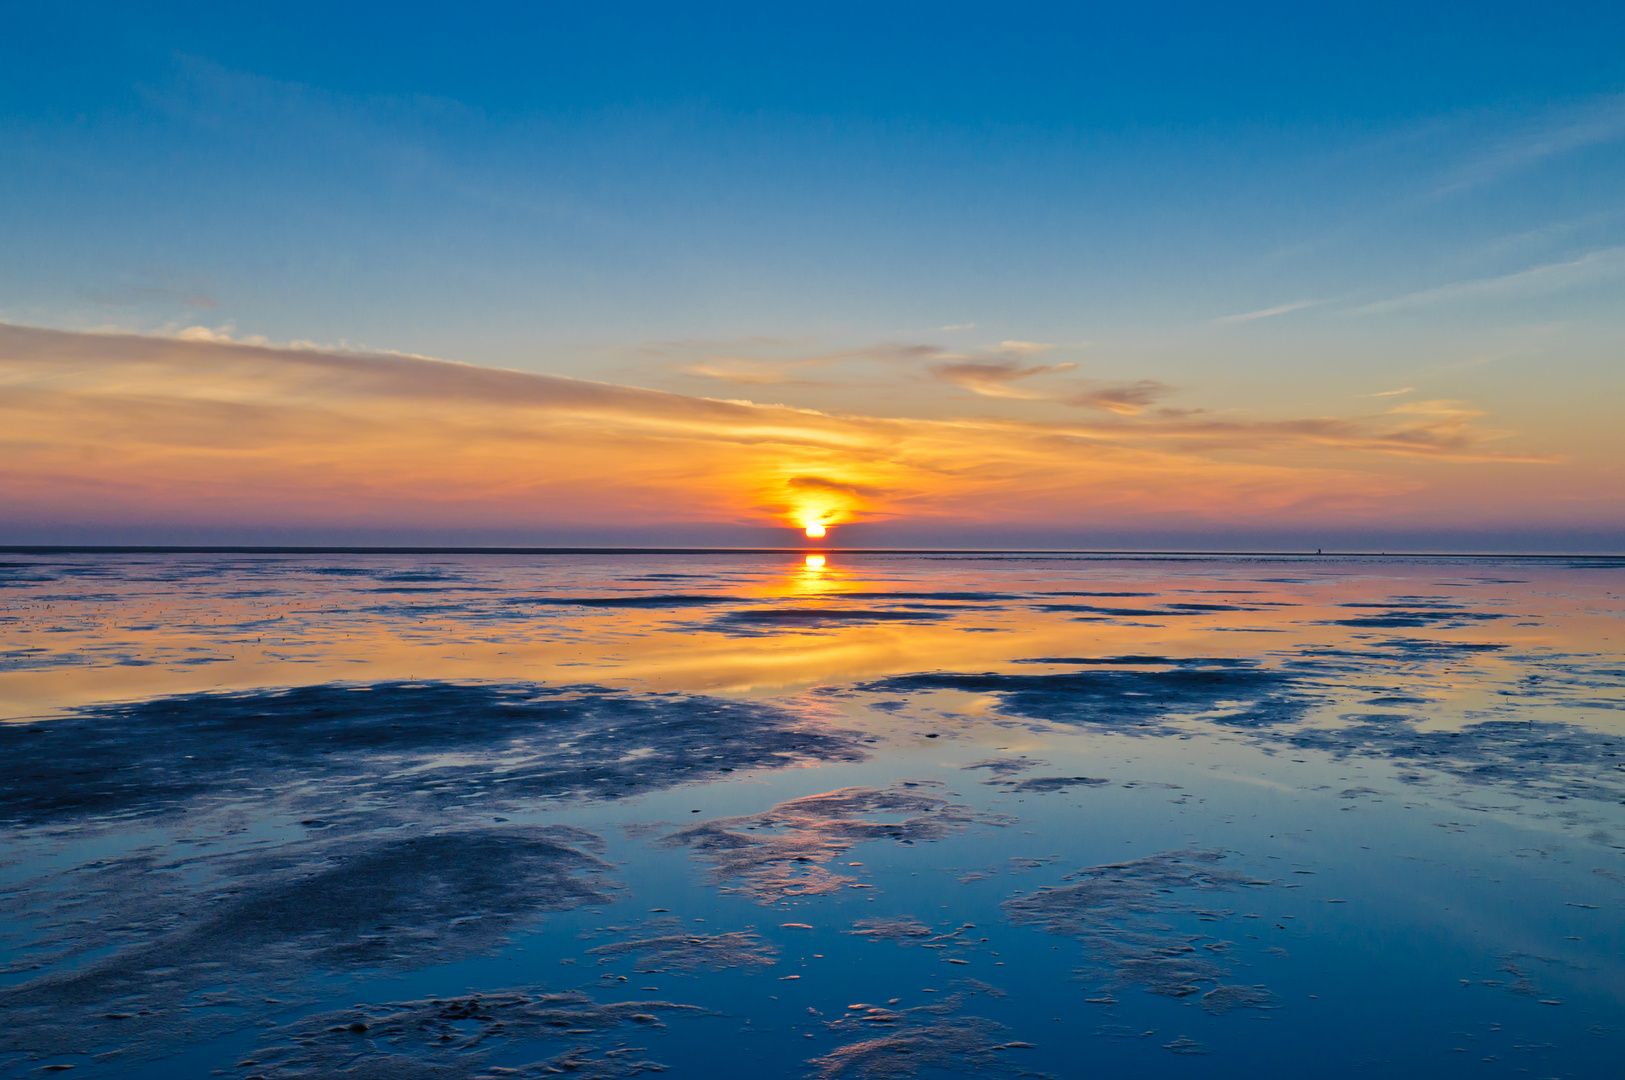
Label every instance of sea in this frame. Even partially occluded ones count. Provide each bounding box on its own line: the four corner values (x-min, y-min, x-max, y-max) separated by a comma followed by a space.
0, 550, 1621, 1078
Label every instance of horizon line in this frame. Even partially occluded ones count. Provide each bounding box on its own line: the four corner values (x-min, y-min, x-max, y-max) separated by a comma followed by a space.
1, 545, 1622, 560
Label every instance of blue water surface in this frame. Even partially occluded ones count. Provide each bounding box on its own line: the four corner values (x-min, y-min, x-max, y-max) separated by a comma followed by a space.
0, 551, 1620, 1078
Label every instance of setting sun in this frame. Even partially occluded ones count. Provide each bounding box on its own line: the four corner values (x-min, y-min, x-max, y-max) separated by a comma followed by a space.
804, 523, 827, 538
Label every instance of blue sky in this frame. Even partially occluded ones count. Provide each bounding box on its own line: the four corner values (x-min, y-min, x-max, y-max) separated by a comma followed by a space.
6, 2, 1623, 356
2, 2, 1623, 546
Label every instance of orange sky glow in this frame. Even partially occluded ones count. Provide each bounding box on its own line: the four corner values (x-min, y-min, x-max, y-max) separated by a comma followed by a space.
1, 323, 1617, 547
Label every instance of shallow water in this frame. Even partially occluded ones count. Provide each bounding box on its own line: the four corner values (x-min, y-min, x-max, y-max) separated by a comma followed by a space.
0, 551, 1621, 1078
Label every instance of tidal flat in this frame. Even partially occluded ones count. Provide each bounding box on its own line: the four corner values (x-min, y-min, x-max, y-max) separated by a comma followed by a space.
0, 551, 1621, 1078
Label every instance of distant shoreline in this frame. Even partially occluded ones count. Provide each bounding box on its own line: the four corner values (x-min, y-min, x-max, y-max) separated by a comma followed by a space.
1, 546, 1621, 561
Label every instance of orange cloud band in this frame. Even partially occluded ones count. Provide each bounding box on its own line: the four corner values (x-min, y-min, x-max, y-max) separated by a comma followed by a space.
0, 324, 1588, 537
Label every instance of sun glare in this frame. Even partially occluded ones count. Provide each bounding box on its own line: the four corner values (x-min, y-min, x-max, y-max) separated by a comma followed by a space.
804, 523, 827, 538
804, 554, 826, 568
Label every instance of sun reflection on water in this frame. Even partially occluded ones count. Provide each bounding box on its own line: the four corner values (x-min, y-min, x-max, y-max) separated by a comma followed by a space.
1, 554, 1620, 728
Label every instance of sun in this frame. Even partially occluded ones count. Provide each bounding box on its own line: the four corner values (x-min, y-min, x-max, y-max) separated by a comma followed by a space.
804, 523, 827, 539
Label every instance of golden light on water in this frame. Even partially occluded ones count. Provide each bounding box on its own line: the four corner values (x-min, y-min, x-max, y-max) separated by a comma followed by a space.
2, 556, 1601, 721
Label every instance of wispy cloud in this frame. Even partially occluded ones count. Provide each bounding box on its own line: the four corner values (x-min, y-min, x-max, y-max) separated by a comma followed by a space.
996, 340, 1055, 356
1355, 246, 1625, 313
1215, 300, 1322, 324
1081, 396, 1551, 463
665, 341, 947, 385
929, 359, 1076, 399
172, 323, 260, 345
1440, 92, 1625, 195
1367, 387, 1414, 397
1066, 380, 1175, 415
676, 359, 807, 386
1461, 209, 1625, 265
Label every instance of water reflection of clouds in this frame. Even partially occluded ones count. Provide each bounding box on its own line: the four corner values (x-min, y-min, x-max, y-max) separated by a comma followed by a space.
0, 553, 1622, 1077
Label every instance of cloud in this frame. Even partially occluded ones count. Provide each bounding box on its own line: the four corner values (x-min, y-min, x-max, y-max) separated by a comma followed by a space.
1367, 387, 1414, 397
996, 340, 1055, 356
677, 359, 804, 386
1098, 398, 1546, 461
1215, 300, 1321, 324
785, 475, 882, 497
756, 475, 888, 528
1463, 209, 1625, 264
665, 341, 948, 385
1065, 380, 1175, 415
173, 323, 257, 345
1440, 92, 1625, 195
928, 359, 1077, 399
803, 342, 947, 366
666, 338, 1077, 397
940, 323, 976, 331
1356, 247, 1625, 314
926, 340, 1080, 398
0, 323, 1562, 539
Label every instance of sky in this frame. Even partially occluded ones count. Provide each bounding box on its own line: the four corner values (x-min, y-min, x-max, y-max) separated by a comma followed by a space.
2, 1, 1623, 550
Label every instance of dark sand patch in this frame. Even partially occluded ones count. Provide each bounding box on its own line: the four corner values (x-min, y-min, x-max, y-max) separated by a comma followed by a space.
809, 1018, 1038, 1079
1, 827, 615, 1066
0, 681, 866, 825
867, 646, 1623, 808
858, 668, 1312, 730
848, 917, 933, 942
849, 918, 983, 953
708, 607, 958, 632
239, 989, 695, 1079
0, 680, 868, 1071
657, 785, 1011, 903
811, 990, 1039, 1080
1285, 716, 1625, 804
1029, 604, 1194, 617
1003, 850, 1272, 999
529, 594, 742, 608
1012, 655, 1179, 666
584, 930, 777, 972
1000, 777, 1111, 793
960, 757, 1049, 778
1199, 984, 1277, 1014
1328, 610, 1508, 629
